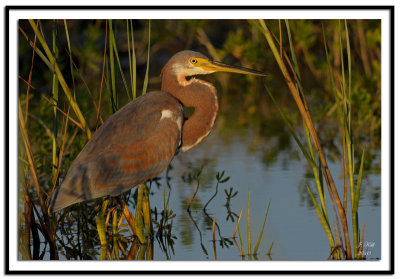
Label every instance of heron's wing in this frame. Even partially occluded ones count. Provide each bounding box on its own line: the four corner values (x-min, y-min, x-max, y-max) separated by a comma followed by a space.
48, 92, 183, 211
90, 91, 183, 193
92, 109, 183, 195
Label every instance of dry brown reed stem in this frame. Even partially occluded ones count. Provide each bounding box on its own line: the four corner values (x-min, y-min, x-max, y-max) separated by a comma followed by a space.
18, 101, 47, 217
24, 190, 41, 259
70, 57, 104, 125
127, 238, 141, 260
213, 241, 217, 260
258, 19, 352, 259
212, 217, 216, 242
232, 208, 243, 239
19, 100, 57, 258
40, 93, 83, 129
278, 20, 283, 58
24, 192, 32, 260
18, 75, 82, 129
212, 217, 217, 258
342, 104, 348, 217
118, 196, 137, 236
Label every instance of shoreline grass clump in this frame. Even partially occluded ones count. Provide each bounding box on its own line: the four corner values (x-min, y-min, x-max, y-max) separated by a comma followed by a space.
251, 19, 367, 260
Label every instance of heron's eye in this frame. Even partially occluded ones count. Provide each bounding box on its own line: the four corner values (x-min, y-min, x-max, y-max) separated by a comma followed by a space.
190, 58, 198, 64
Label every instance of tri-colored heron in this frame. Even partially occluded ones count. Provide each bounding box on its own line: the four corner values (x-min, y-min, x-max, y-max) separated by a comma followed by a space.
48, 50, 265, 212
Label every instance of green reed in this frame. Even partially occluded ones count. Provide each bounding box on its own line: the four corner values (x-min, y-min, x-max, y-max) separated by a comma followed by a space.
142, 20, 151, 95
127, 19, 137, 99
51, 20, 59, 185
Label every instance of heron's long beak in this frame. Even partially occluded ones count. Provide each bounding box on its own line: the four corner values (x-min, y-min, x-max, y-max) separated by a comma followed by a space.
198, 58, 266, 76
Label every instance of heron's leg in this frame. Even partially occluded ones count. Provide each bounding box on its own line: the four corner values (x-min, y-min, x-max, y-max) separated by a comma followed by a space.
133, 184, 147, 243
95, 198, 109, 246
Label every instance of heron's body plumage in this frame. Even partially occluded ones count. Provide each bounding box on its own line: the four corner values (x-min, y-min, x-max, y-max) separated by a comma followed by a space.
48, 50, 265, 212
48, 91, 183, 212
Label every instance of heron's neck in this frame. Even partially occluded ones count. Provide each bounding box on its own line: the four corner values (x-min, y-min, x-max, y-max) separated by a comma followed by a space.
161, 72, 218, 152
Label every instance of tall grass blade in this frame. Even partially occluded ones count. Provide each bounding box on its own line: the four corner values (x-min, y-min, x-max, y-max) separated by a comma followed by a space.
359, 223, 366, 259
253, 200, 271, 255
212, 217, 216, 242
127, 19, 137, 100
352, 150, 365, 257
23, 20, 39, 125
306, 185, 337, 258
18, 100, 47, 215
286, 20, 329, 222
109, 23, 130, 102
345, 20, 352, 128
51, 20, 59, 185
142, 20, 151, 95
247, 184, 251, 256
353, 150, 365, 211
232, 208, 243, 238
63, 20, 76, 100
19, 25, 53, 71
108, 20, 118, 112
338, 21, 355, 208
50, 105, 71, 194
237, 217, 245, 257
284, 20, 301, 81
267, 242, 274, 256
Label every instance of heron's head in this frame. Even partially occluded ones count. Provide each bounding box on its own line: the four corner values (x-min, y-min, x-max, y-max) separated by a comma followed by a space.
163, 50, 266, 79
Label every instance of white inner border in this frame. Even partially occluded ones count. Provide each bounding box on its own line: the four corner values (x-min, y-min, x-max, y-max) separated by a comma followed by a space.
7, 7, 391, 272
